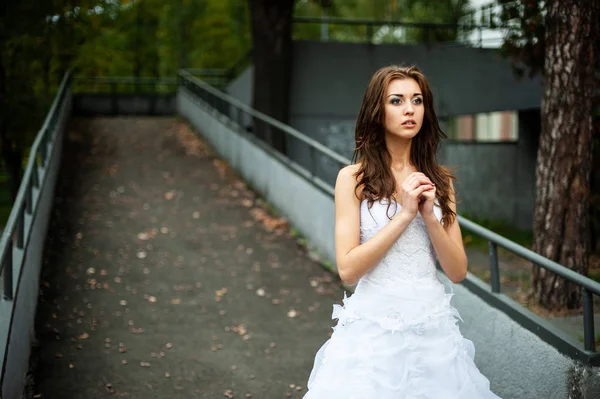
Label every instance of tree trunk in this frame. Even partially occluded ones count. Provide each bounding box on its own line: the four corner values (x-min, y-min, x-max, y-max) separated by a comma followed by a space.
247, 0, 294, 154
531, 0, 599, 310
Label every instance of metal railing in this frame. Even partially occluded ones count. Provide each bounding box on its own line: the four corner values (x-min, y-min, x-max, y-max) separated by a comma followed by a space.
0, 70, 73, 397
179, 70, 350, 197
72, 76, 179, 116
178, 71, 600, 365
184, 50, 254, 89
72, 76, 179, 93
292, 16, 502, 47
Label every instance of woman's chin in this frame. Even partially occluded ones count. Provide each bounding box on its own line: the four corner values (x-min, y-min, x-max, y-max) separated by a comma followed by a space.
387, 129, 420, 140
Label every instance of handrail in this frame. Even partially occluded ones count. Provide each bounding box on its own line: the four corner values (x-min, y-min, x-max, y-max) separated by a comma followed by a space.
74, 76, 179, 84
178, 70, 351, 167
179, 72, 600, 360
293, 15, 496, 30
292, 16, 504, 47
458, 216, 600, 296
0, 70, 72, 299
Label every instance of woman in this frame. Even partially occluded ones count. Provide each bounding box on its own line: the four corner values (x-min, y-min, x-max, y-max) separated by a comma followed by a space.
303, 65, 500, 398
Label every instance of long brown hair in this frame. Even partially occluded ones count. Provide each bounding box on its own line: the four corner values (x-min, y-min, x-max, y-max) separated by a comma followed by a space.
352, 65, 456, 226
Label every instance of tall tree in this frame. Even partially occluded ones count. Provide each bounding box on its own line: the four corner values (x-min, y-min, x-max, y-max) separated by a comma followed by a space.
531, 0, 599, 309
247, 0, 295, 154
499, 0, 599, 309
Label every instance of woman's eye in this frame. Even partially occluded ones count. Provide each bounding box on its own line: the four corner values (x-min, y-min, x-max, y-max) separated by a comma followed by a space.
391, 98, 401, 105
413, 97, 423, 105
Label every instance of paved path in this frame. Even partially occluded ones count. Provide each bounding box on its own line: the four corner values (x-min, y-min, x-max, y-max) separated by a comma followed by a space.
30, 117, 343, 398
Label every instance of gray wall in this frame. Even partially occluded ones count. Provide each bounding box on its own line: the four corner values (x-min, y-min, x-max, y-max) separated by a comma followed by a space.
177, 87, 596, 399
226, 66, 253, 108
440, 109, 540, 230
72, 94, 177, 116
289, 41, 542, 120
226, 41, 543, 230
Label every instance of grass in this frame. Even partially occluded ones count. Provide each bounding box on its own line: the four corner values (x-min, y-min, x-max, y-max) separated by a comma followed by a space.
576, 332, 600, 347
459, 212, 533, 251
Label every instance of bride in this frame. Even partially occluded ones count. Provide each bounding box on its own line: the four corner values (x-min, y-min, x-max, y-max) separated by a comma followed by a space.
303, 65, 501, 398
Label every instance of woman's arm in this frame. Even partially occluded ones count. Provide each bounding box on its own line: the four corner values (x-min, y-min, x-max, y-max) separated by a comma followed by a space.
334, 166, 433, 285
420, 179, 467, 283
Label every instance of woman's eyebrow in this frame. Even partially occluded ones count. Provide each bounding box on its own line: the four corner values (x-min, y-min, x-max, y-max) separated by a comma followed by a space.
387, 93, 422, 97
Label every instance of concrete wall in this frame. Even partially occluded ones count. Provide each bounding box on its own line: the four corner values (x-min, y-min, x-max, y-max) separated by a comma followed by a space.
289, 41, 542, 120
226, 66, 253, 108
226, 41, 542, 230
0, 88, 71, 399
440, 109, 540, 230
177, 86, 598, 399
72, 94, 177, 116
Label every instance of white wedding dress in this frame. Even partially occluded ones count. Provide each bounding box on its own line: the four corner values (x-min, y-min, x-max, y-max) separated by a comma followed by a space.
303, 199, 501, 398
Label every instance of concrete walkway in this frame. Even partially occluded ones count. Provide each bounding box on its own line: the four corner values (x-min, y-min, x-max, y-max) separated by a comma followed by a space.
29, 117, 343, 398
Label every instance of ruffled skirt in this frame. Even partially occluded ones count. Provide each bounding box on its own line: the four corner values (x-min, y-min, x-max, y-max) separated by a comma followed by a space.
303, 279, 501, 399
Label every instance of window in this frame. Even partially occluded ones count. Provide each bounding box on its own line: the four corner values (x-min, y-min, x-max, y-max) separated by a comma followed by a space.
446, 111, 518, 142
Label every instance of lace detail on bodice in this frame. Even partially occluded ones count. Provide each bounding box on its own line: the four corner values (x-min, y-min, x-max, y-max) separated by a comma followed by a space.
359, 199, 443, 288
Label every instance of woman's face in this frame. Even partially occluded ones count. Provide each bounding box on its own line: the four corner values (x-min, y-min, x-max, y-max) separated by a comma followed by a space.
383, 78, 424, 140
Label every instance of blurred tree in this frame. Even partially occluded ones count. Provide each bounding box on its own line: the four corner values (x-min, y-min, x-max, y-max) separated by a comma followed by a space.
498, 0, 599, 309
247, 0, 295, 154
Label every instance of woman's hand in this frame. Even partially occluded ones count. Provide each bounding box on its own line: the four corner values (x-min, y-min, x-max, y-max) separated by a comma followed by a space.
398, 172, 434, 219
418, 178, 437, 221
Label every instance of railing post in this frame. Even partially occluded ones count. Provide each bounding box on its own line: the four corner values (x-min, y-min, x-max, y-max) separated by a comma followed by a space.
111, 82, 118, 115
583, 288, 596, 351
3, 244, 13, 300
488, 241, 500, 293
366, 23, 373, 44
26, 180, 33, 214
309, 146, 316, 178
32, 159, 40, 188
17, 206, 25, 249
40, 130, 48, 167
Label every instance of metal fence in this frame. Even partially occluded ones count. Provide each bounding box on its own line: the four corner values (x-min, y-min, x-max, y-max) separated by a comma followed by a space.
72, 76, 179, 116
178, 70, 600, 366
292, 16, 502, 47
0, 71, 73, 398
179, 70, 349, 197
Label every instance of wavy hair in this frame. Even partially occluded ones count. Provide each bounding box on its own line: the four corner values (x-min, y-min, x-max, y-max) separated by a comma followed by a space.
352, 65, 456, 226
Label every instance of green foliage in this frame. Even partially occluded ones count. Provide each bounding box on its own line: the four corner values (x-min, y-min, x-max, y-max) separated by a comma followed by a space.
496, 0, 546, 78
293, 0, 474, 44
459, 211, 533, 251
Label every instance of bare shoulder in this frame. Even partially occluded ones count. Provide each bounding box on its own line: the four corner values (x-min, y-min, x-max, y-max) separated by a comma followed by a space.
335, 163, 362, 200
338, 163, 361, 179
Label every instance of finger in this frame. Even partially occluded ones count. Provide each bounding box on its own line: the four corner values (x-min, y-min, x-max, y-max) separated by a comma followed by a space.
413, 173, 434, 186
411, 184, 434, 197
405, 177, 433, 191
